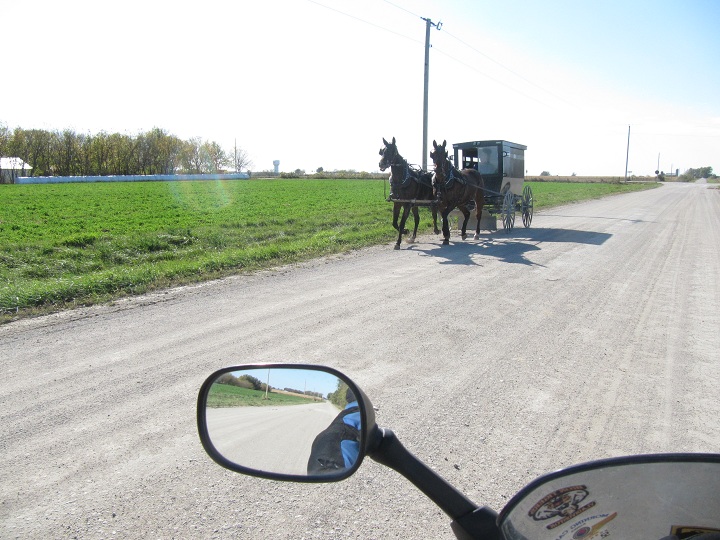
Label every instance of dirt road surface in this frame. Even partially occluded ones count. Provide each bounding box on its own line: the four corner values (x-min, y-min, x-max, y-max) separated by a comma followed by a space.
2, 182, 718, 539
206, 401, 340, 475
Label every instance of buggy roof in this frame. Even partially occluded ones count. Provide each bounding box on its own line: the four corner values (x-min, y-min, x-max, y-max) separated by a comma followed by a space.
452, 140, 527, 151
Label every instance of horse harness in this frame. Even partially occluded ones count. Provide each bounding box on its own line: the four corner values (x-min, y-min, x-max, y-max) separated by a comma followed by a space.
435, 159, 481, 191
390, 157, 432, 190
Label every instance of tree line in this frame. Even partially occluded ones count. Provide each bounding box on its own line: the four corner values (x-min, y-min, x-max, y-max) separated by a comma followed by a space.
679, 166, 714, 180
327, 379, 352, 408
215, 373, 324, 399
0, 123, 252, 177
216, 373, 270, 392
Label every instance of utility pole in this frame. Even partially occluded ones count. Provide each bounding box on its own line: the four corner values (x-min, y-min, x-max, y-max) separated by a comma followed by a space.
624, 125, 631, 181
422, 17, 441, 171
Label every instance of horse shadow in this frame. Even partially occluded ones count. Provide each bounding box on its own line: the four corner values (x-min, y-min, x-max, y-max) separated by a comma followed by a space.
408, 227, 612, 267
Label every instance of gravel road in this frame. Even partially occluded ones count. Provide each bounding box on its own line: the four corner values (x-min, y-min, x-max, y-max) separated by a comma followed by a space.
206, 401, 340, 475
1, 182, 718, 539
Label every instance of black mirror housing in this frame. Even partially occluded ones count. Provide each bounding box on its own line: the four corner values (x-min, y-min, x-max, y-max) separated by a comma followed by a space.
197, 363, 378, 483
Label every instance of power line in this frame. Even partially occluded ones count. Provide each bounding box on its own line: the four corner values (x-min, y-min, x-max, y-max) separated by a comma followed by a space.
441, 29, 574, 107
384, 0, 567, 108
383, 0, 422, 20
305, 0, 422, 45
308, 0, 570, 110
431, 46, 551, 107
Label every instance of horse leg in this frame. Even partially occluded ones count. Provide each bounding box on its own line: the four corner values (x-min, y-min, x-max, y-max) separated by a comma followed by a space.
441, 209, 451, 245
460, 207, 471, 240
431, 205, 440, 235
392, 202, 401, 232
474, 190, 485, 240
395, 204, 412, 249
409, 206, 420, 243
473, 205, 482, 240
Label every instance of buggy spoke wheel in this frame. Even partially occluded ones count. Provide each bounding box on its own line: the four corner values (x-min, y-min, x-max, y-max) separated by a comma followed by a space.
501, 190, 515, 231
522, 185, 533, 228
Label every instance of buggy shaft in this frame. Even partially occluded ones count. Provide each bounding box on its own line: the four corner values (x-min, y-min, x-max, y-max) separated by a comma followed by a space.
388, 198, 439, 205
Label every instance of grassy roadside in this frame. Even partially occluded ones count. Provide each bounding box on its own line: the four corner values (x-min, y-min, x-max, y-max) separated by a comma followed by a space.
528, 181, 656, 207
1, 179, 656, 323
207, 383, 320, 408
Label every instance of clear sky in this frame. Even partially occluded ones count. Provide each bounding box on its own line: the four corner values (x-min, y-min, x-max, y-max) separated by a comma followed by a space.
3, 0, 718, 176
231, 366, 344, 398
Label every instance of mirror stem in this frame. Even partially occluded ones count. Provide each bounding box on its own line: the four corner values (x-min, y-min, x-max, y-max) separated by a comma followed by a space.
367, 427, 499, 537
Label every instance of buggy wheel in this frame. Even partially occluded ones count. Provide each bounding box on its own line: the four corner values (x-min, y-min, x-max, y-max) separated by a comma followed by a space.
501, 190, 516, 231
521, 185, 533, 228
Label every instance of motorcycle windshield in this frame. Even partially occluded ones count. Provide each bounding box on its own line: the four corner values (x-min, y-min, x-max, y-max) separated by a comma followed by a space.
498, 454, 720, 540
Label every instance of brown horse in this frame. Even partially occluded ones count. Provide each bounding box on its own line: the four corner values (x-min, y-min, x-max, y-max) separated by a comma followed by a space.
379, 137, 439, 249
430, 140, 485, 245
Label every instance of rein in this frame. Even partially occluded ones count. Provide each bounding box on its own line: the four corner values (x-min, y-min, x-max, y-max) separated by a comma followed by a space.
435, 159, 482, 190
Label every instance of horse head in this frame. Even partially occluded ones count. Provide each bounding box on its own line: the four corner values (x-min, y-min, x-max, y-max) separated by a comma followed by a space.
430, 140, 450, 183
379, 137, 398, 171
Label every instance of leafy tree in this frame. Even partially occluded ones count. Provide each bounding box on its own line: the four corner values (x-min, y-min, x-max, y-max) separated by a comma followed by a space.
182, 137, 203, 173
78, 133, 93, 175
216, 373, 239, 385
89, 132, 111, 176
52, 129, 79, 176
239, 374, 264, 391
327, 378, 351, 407
133, 132, 154, 174
540, 170, 551, 176
216, 373, 254, 389
106, 132, 135, 175
0, 123, 250, 178
0, 122, 10, 157
683, 166, 713, 180
215, 373, 270, 391
144, 127, 184, 174
8, 128, 53, 176
201, 141, 228, 173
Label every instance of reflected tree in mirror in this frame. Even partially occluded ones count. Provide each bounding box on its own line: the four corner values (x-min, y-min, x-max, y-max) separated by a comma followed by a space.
203, 367, 363, 477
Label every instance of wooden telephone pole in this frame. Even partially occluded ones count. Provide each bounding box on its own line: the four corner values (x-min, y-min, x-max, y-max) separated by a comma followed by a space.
421, 17, 442, 171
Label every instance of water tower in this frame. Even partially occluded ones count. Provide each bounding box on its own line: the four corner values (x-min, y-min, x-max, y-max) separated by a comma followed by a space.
273, 160, 280, 174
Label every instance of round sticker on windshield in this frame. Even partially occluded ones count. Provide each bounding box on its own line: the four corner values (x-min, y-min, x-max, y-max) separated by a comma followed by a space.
529, 485, 590, 521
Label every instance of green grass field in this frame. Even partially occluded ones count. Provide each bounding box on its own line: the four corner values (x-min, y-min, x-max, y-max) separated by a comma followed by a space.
0, 178, 655, 321
206, 382, 319, 408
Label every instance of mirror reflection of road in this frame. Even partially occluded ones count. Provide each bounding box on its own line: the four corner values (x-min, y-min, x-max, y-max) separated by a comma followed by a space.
206, 400, 340, 475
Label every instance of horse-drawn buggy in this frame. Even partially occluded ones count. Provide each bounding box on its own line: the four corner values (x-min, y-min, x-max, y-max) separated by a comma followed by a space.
451, 139, 533, 232
380, 137, 533, 248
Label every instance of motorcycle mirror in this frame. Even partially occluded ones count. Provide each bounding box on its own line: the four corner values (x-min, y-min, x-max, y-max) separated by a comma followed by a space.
498, 453, 720, 540
197, 364, 375, 482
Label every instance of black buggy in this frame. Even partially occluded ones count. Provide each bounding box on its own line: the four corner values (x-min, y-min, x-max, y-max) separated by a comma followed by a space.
452, 140, 533, 231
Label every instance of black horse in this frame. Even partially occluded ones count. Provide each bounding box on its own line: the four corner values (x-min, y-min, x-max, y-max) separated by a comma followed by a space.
430, 140, 485, 245
379, 137, 439, 249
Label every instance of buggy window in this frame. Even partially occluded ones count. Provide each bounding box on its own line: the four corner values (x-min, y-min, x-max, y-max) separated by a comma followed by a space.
461, 146, 500, 175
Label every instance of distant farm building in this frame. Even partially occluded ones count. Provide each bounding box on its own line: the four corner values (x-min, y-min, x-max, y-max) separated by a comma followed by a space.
0, 157, 32, 183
